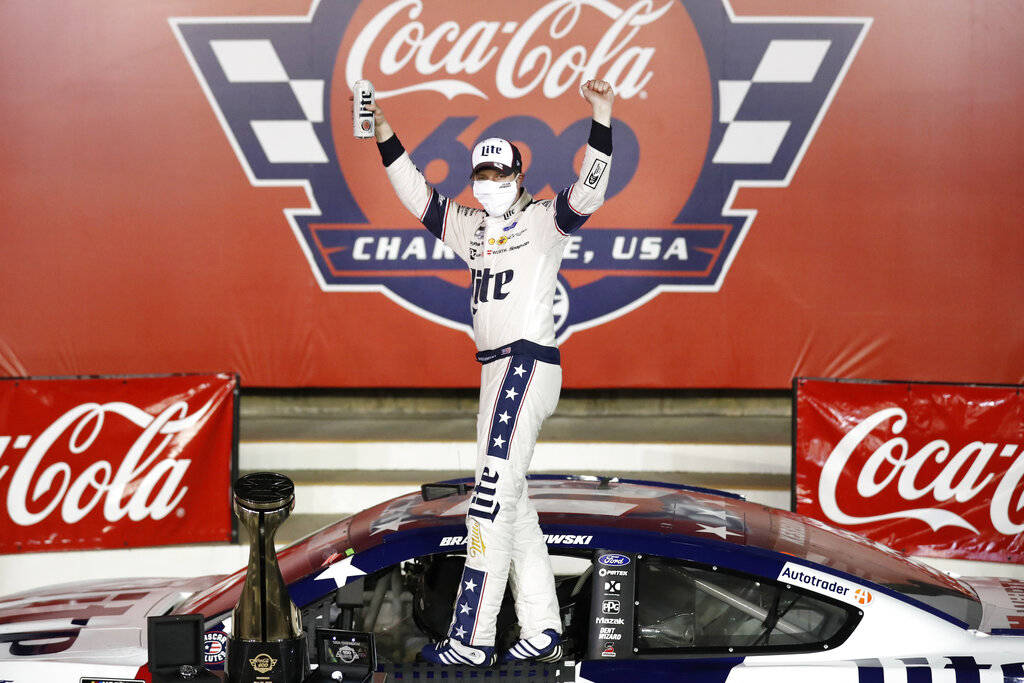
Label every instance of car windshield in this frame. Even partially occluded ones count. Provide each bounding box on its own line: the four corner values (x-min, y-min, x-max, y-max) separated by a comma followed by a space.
760, 508, 982, 628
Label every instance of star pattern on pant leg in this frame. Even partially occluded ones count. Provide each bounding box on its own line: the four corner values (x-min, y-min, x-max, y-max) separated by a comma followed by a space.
464, 578, 477, 592
460, 602, 473, 615
487, 358, 535, 458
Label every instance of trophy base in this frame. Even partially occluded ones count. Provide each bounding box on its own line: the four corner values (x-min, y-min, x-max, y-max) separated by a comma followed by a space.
226, 636, 307, 683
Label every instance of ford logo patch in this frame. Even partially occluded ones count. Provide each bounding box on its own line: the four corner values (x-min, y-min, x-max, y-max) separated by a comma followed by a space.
598, 554, 630, 567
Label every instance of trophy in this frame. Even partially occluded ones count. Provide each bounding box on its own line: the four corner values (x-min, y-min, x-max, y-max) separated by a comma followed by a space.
226, 472, 308, 683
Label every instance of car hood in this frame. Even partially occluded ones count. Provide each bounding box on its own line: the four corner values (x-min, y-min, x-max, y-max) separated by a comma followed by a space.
0, 575, 225, 664
961, 576, 1024, 634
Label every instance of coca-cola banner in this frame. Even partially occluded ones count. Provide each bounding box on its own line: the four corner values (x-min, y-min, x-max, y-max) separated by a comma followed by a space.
1, 1, 1023, 388
0, 374, 238, 553
794, 378, 1024, 563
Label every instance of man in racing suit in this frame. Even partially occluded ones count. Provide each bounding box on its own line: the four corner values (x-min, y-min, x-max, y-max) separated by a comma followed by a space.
363, 80, 614, 666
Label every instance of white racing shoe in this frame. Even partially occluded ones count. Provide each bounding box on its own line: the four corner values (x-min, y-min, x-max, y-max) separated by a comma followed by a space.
420, 638, 496, 667
502, 629, 563, 663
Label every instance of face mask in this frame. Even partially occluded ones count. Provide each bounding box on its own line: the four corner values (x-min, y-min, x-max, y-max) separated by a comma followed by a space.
473, 178, 519, 217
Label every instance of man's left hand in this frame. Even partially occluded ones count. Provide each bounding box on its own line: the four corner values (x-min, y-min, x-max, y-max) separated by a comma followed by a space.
581, 79, 614, 125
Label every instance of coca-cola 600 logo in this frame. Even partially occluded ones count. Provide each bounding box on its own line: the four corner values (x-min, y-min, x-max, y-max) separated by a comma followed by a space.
0, 376, 236, 553
172, 1, 869, 340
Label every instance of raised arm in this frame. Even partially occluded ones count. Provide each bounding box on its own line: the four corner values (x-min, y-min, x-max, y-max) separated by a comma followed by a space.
360, 100, 467, 249
363, 102, 437, 227
553, 80, 615, 237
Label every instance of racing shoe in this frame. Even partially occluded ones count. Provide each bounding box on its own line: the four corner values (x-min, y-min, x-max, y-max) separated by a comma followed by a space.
420, 638, 496, 667
502, 629, 563, 663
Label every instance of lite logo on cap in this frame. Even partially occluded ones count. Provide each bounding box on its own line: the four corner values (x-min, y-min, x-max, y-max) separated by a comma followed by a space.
472, 137, 522, 175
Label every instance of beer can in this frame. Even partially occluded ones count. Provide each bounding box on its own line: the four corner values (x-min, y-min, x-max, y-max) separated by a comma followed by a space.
352, 79, 375, 139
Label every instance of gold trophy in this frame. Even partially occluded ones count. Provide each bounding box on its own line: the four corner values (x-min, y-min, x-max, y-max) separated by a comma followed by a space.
226, 472, 308, 683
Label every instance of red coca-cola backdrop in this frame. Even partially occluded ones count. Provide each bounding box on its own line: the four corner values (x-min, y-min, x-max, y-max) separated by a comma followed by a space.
1, 0, 1022, 388
794, 377, 1024, 563
0, 374, 238, 553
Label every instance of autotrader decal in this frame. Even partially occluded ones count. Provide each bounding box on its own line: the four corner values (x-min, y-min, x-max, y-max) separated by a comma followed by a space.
777, 562, 865, 606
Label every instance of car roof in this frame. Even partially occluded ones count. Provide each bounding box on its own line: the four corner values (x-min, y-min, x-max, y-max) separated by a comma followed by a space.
346, 475, 748, 547
177, 476, 972, 625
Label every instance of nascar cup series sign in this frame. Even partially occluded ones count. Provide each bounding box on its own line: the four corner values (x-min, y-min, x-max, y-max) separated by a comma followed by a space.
171, 1, 869, 340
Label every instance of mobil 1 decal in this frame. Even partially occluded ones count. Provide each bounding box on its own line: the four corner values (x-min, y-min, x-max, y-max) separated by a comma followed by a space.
589, 551, 636, 660
172, 1, 869, 341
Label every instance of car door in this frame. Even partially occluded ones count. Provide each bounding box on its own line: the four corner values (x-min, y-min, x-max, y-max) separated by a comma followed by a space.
578, 551, 862, 681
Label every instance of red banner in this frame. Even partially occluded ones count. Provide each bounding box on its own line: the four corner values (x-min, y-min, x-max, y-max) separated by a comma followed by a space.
794, 378, 1024, 563
1, 1, 1023, 388
0, 374, 238, 553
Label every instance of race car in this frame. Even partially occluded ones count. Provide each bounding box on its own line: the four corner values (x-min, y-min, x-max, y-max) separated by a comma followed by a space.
2, 475, 1024, 682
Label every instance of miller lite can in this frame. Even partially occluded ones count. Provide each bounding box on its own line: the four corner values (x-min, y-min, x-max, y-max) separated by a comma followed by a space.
352, 79, 375, 139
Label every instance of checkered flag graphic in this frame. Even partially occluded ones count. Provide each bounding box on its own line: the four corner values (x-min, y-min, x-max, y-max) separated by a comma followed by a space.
210, 39, 328, 164
714, 39, 832, 165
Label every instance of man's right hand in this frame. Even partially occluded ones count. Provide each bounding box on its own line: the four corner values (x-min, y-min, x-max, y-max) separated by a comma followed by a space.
349, 95, 394, 142
365, 101, 393, 143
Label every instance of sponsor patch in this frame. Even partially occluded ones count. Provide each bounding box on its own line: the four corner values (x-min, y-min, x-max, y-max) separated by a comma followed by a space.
583, 159, 607, 189
595, 616, 624, 625
468, 466, 501, 521
468, 520, 486, 558
777, 562, 869, 607
598, 553, 630, 567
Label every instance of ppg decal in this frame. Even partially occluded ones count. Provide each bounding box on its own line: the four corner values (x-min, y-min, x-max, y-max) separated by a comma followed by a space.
172, 1, 869, 341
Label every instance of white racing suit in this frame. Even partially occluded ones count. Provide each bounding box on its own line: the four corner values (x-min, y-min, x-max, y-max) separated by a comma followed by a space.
376, 121, 612, 647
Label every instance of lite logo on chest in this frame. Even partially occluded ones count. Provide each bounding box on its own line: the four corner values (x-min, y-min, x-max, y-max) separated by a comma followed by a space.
471, 267, 514, 307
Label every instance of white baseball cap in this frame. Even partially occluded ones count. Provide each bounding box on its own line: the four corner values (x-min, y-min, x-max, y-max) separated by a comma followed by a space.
471, 137, 523, 175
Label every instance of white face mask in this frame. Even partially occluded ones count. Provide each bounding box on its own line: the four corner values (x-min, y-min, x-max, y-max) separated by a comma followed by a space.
473, 178, 519, 217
